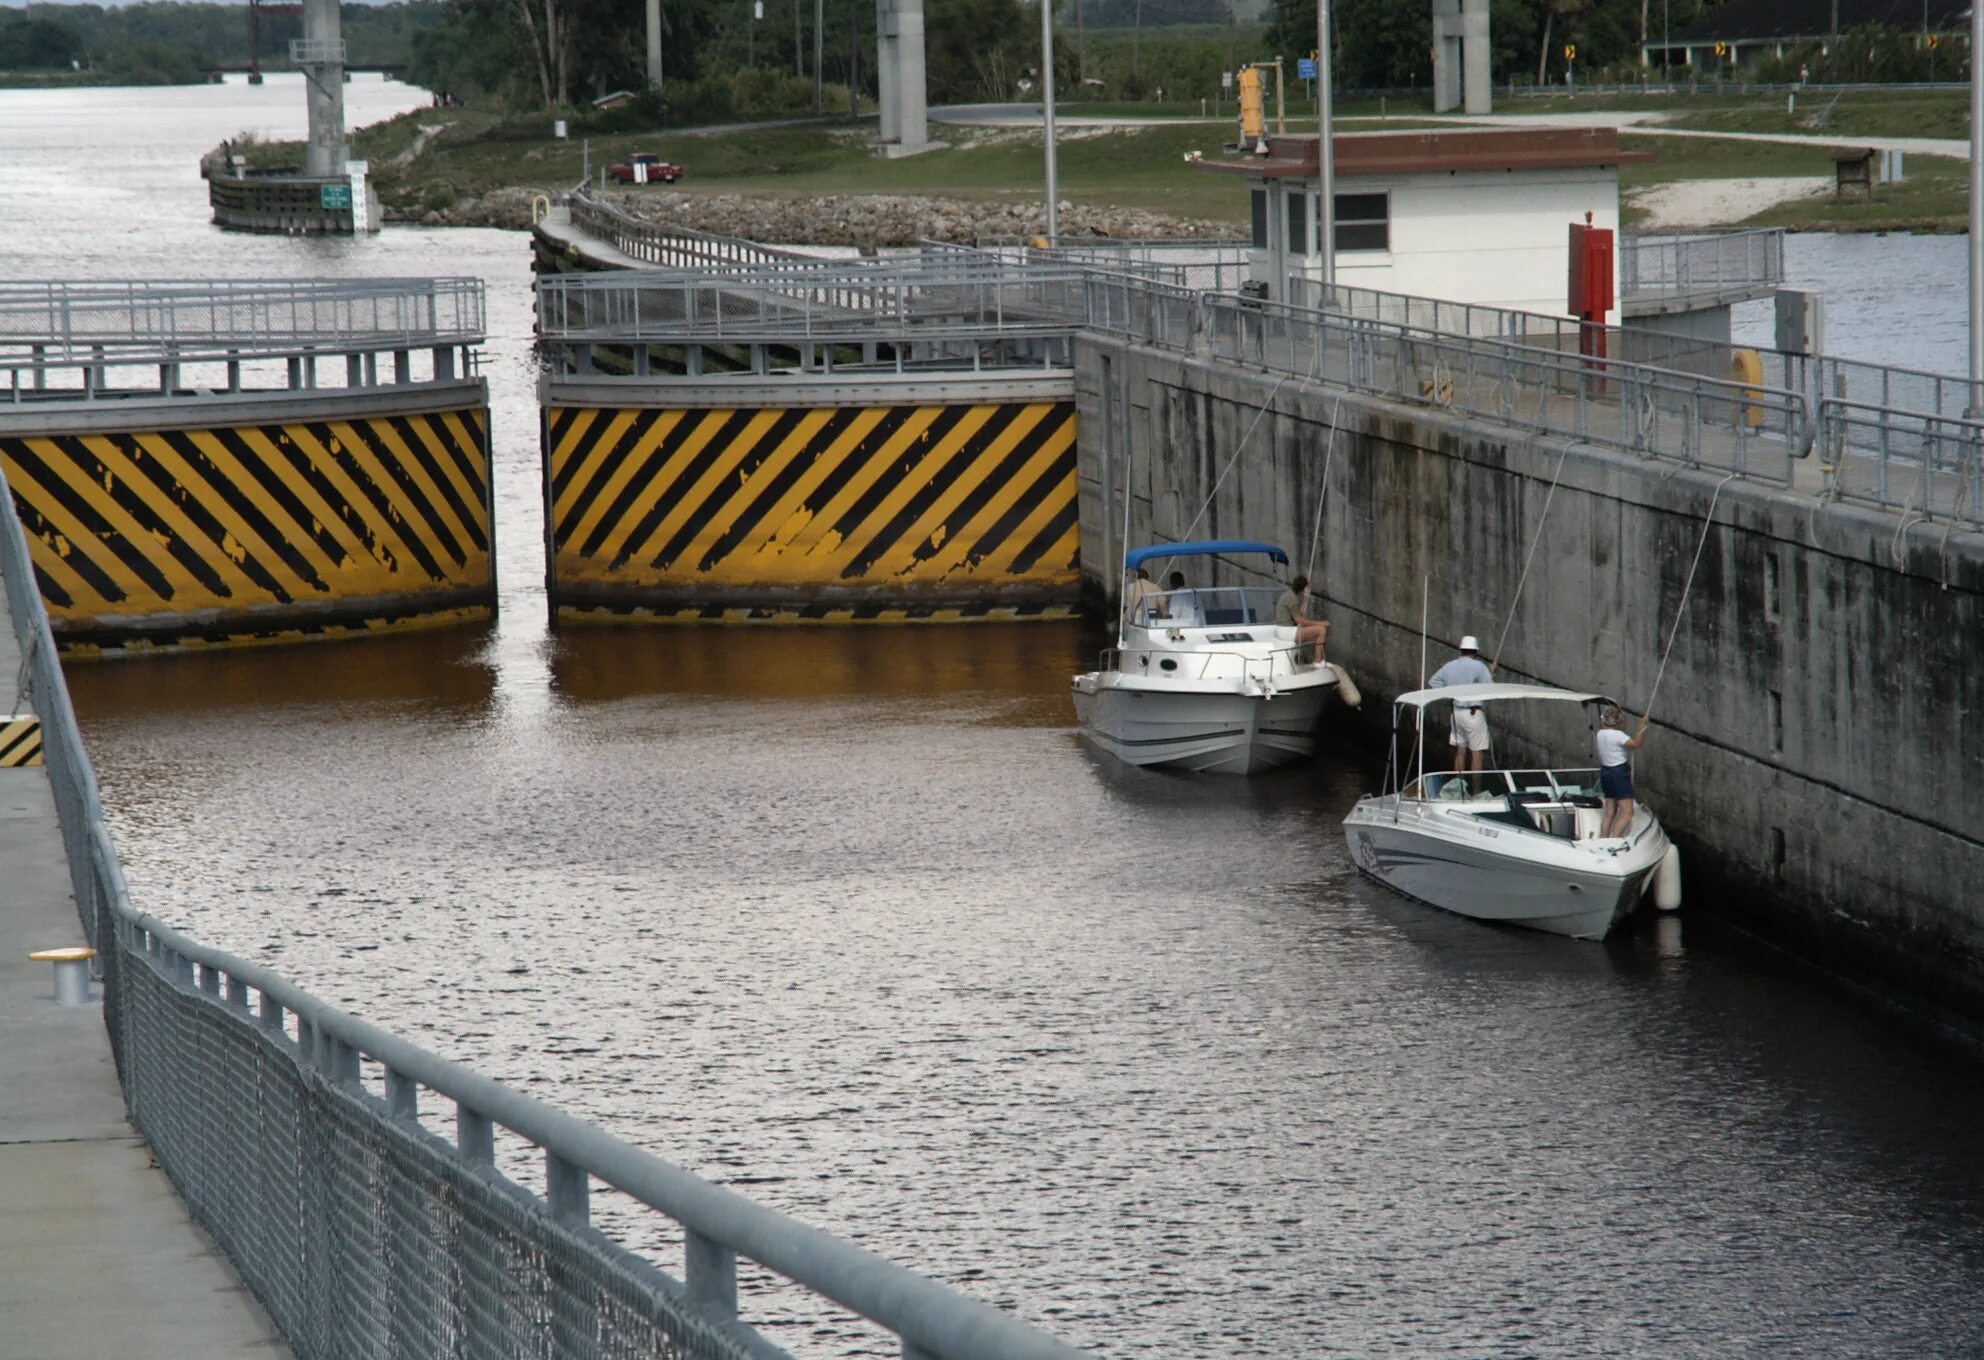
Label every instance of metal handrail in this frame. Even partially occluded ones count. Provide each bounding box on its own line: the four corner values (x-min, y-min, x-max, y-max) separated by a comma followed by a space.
0, 452, 1094, 1360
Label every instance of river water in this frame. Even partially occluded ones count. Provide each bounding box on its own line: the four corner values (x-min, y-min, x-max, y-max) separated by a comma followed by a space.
6, 78, 1984, 1358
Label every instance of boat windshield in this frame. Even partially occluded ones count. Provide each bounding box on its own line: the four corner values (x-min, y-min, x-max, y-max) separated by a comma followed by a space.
1403, 769, 1608, 802
1129, 586, 1283, 629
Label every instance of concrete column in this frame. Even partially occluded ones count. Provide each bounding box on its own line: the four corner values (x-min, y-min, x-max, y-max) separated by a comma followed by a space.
300, 0, 347, 178
875, 0, 927, 156
1460, 0, 1491, 114
1431, 0, 1461, 112
877, 8, 899, 144
1431, 0, 1490, 114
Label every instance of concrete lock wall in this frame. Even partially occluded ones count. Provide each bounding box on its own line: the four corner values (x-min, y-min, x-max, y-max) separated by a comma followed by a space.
543, 378, 1080, 622
0, 384, 495, 652
1076, 334, 1984, 1022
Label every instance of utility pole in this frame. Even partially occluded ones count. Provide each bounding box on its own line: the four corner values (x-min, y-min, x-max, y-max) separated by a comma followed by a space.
794, 0, 803, 78
646, 0, 663, 90
1043, 0, 1059, 237
850, 0, 859, 117
814, 0, 825, 113
1971, 0, 1982, 410
1315, 0, 1333, 287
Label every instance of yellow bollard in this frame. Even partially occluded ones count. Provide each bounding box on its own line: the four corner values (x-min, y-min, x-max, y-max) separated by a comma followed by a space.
1731, 348, 1765, 430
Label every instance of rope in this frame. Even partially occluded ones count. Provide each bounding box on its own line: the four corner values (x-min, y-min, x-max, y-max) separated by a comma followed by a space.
1303, 394, 1345, 589
1489, 440, 1571, 672
1168, 328, 1327, 552
1643, 471, 1738, 725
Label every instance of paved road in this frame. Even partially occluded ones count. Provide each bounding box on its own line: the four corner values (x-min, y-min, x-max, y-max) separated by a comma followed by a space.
0, 561, 291, 1359
932, 100, 1971, 157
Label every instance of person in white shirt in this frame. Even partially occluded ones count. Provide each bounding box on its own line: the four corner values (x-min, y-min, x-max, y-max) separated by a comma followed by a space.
1427, 635, 1496, 773
1594, 705, 1651, 838
1162, 570, 1197, 626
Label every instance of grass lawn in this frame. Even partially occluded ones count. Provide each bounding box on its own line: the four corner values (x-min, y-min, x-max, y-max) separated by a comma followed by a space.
1659, 87, 1969, 140
1620, 133, 1841, 185
359, 112, 1265, 222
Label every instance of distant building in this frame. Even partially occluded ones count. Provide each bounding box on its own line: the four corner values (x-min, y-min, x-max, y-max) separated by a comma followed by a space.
1644, 0, 1966, 70
1198, 128, 1650, 316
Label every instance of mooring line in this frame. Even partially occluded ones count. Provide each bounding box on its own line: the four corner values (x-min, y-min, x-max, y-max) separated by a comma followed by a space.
1644, 470, 1739, 725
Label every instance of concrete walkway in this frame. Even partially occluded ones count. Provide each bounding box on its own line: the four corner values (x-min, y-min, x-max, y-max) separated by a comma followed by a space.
0, 566, 291, 1358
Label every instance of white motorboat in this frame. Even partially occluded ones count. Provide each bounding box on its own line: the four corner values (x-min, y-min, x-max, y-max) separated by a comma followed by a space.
1341, 683, 1680, 939
1071, 540, 1340, 774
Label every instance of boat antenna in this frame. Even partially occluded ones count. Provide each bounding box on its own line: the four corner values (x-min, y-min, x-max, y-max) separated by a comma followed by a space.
1419, 573, 1430, 688
1116, 409, 1135, 643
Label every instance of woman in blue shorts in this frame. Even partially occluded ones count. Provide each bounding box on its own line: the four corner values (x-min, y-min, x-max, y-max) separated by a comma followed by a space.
1594, 705, 1650, 839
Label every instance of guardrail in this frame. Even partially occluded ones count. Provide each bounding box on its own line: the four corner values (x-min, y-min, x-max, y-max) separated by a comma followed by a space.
0, 279, 487, 404
566, 191, 815, 272
1190, 293, 1811, 484
0, 458, 1095, 1360
1617, 229, 1785, 308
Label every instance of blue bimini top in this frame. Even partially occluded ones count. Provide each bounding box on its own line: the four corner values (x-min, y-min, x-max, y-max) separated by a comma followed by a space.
1122, 540, 1289, 571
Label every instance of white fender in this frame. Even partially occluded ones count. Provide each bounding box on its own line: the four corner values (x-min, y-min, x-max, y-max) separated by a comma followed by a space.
1327, 662, 1362, 708
1654, 843, 1683, 911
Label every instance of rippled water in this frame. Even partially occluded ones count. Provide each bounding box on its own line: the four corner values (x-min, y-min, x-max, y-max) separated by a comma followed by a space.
9, 80, 1984, 1356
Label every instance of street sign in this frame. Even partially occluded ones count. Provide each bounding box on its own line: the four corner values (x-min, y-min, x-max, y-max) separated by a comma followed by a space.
1563, 43, 1576, 61
1221, 70, 1233, 89
320, 183, 352, 209
1297, 57, 1317, 79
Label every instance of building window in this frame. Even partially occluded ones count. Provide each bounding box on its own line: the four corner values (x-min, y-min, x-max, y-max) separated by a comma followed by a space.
1286, 192, 1307, 256
1250, 188, 1269, 249
1331, 192, 1390, 253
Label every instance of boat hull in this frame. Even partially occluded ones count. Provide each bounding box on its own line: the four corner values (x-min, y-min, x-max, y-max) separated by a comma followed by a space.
1342, 800, 1667, 940
1071, 679, 1330, 774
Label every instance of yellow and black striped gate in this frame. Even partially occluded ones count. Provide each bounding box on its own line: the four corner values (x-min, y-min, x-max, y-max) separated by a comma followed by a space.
0, 403, 494, 653
544, 396, 1080, 623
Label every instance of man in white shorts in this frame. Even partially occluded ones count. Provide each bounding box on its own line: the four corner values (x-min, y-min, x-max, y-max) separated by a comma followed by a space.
1428, 635, 1496, 773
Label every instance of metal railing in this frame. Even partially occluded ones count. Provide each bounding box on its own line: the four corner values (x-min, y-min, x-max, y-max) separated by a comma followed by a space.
0, 279, 486, 404
1190, 293, 1811, 484
288, 37, 347, 64
545, 213, 1984, 529
970, 236, 1253, 295
1617, 229, 1786, 308
567, 192, 815, 273
0, 461, 1093, 1360
0, 279, 485, 354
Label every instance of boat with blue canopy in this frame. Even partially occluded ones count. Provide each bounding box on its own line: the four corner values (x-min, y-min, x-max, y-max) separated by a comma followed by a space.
1070, 540, 1343, 774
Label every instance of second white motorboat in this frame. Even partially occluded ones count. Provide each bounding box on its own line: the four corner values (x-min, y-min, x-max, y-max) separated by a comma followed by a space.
1341, 683, 1681, 939
1070, 540, 1341, 774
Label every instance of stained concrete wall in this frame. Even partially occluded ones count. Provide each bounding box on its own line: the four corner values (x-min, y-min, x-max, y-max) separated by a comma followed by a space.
1076, 334, 1984, 1023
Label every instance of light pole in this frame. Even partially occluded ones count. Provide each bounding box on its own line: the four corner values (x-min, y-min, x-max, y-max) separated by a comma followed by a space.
1043, 0, 1059, 238
1315, 0, 1333, 287
1971, 0, 1982, 408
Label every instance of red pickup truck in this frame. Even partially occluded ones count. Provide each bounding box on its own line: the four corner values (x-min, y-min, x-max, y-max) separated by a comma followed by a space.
609, 152, 683, 185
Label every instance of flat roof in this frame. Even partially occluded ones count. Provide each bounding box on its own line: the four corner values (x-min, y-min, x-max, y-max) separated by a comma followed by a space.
1195, 127, 1653, 181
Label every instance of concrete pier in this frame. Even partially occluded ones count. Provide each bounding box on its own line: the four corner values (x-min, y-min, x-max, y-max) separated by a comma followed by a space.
0, 556, 291, 1358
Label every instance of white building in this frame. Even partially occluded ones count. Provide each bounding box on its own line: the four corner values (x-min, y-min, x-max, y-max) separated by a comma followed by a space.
1202, 128, 1651, 315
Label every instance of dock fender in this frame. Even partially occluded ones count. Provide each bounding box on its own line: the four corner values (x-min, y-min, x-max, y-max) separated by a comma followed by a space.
1327, 662, 1362, 709
1654, 843, 1683, 911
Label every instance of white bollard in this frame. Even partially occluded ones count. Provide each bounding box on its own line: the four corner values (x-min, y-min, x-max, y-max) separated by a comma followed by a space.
1655, 844, 1683, 911
30, 946, 96, 1006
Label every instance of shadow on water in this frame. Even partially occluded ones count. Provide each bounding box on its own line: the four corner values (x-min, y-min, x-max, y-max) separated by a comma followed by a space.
65, 625, 500, 721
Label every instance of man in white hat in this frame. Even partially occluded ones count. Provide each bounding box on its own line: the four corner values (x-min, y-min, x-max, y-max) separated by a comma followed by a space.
1428, 635, 1496, 773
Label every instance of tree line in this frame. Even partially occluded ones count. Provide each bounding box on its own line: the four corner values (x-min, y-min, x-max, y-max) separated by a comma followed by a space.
1, 0, 1970, 108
